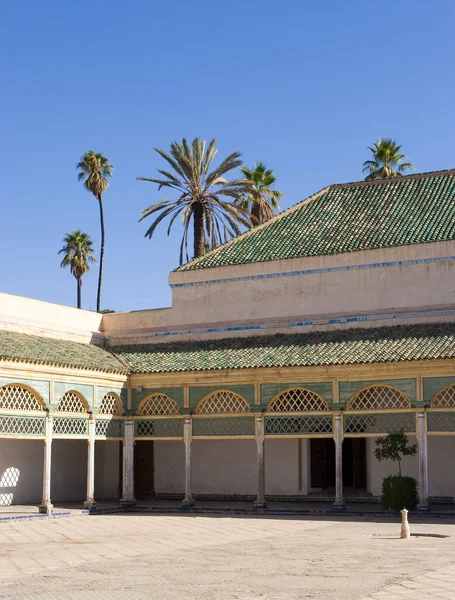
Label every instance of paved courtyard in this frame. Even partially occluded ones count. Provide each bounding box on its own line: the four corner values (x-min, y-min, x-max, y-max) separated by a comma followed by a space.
0, 514, 455, 599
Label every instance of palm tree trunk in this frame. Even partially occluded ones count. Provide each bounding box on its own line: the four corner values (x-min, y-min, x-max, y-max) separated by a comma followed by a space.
77, 277, 82, 309
193, 202, 205, 258
97, 193, 105, 312
251, 201, 261, 227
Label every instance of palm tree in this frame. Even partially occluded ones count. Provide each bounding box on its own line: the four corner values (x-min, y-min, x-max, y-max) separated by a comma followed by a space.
138, 138, 253, 264
59, 231, 96, 309
77, 151, 113, 312
362, 139, 414, 181
239, 162, 283, 226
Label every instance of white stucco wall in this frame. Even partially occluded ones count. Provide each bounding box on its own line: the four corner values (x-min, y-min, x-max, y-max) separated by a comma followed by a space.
154, 441, 184, 494
103, 241, 455, 346
95, 440, 121, 500
51, 440, 87, 502
366, 437, 419, 496
192, 440, 256, 495
0, 439, 43, 505
428, 436, 455, 498
0, 293, 103, 344
265, 439, 308, 495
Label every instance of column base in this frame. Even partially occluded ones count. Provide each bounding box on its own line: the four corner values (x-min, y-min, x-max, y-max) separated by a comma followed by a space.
39, 501, 53, 515
418, 502, 431, 512
332, 500, 346, 511
253, 501, 267, 510
83, 499, 97, 510
120, 498, 136, 507
182, 497, 195, 508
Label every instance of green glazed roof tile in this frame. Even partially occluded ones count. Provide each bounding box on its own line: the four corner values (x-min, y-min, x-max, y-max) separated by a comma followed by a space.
0, 330, 127, 374
111, 322, 455, 373
178, 170, 455, 271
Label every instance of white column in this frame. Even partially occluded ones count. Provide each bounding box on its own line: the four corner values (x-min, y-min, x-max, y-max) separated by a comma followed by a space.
417, 411, 429, 510
84, 415, 96, 509
182, 418, 194, 506
333, 414, 345, 509
121, 418, 136, 504
254, 415, 266, 509
39, 414, 53, 514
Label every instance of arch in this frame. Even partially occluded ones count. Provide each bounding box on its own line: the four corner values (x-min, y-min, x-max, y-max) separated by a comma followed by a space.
99, 392, 124, 416
0, 384, 45, 411
136, 393, 180, 416
56, 390, 89, 413
431, 384, 455, 408
347, 384, 411, 411
195, 390, 250, 414
268, 387, 329, 412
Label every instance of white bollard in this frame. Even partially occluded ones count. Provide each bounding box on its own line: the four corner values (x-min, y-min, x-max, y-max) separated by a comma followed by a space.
401, 508, 410, 539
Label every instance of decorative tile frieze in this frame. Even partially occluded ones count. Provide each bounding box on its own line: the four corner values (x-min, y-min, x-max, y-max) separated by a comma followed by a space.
192, 417, 255, 436
0, 414, 45, 436
134, 418, 183, 438
265, 415, 332, 435
427, 411, 455, 433
344, 412, 415, 434
53, 417, 88, 436
95, 418, 124, 438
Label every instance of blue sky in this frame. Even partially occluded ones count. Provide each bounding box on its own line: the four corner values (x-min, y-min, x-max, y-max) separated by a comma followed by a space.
1, 0, 454, 313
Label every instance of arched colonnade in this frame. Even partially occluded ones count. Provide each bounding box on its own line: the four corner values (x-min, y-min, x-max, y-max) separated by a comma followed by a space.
2, 381, 455, 511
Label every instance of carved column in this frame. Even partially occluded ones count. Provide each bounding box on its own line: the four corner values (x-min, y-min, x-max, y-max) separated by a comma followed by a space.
39, 414, 53, 514
333, 414, 345, 509
121, 418, 136, 505
254, 415, 266, 509
417, 411, 429, 511
84, 415, 96, 509
182, 418, 194, 506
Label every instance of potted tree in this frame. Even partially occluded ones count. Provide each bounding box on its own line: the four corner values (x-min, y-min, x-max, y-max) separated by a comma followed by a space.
374, 428, 418, 511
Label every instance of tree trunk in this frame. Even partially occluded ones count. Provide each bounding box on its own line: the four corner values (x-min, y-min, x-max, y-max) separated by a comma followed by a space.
251, 201, 261, 227
193, 202, 205, 259
77, 277, 82, 309
97, 193, 105, 312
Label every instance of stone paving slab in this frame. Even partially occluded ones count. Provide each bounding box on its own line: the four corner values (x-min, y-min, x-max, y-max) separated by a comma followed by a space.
0, 515, 454, 598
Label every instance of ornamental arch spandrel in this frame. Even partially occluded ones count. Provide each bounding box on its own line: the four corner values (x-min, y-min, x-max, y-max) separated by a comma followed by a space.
346, 384, 411, 411
99, 391, 124, 416
55, 390, 90, 413
0, 383, 46, 411
136, 393, 180, 416
267, 387, 329, 412
194, 390, 251, 414
430, 384, 455, 408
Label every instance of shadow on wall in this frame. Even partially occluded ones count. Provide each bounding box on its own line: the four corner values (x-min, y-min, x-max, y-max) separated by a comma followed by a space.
0, 467, 20, 506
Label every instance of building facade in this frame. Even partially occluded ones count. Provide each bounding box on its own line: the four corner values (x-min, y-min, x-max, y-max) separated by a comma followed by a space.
1, 170, 455, 512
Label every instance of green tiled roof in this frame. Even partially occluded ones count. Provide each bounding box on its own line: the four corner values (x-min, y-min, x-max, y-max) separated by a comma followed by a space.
111, 323, 455, 373
178, 170, 455, 271
0, 330, 127, 374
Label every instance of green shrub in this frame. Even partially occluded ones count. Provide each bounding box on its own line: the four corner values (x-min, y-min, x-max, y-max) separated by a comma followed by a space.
381, 475, 418, 511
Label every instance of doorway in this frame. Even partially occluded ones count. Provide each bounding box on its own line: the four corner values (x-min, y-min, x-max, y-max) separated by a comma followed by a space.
310, 438, 366, 490
134, 441, 155, 499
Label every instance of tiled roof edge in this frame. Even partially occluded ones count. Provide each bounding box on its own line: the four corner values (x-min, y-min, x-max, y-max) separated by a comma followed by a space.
0, 355, 129, 375
175, 186, 330, 272
330, 168, 455, 189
